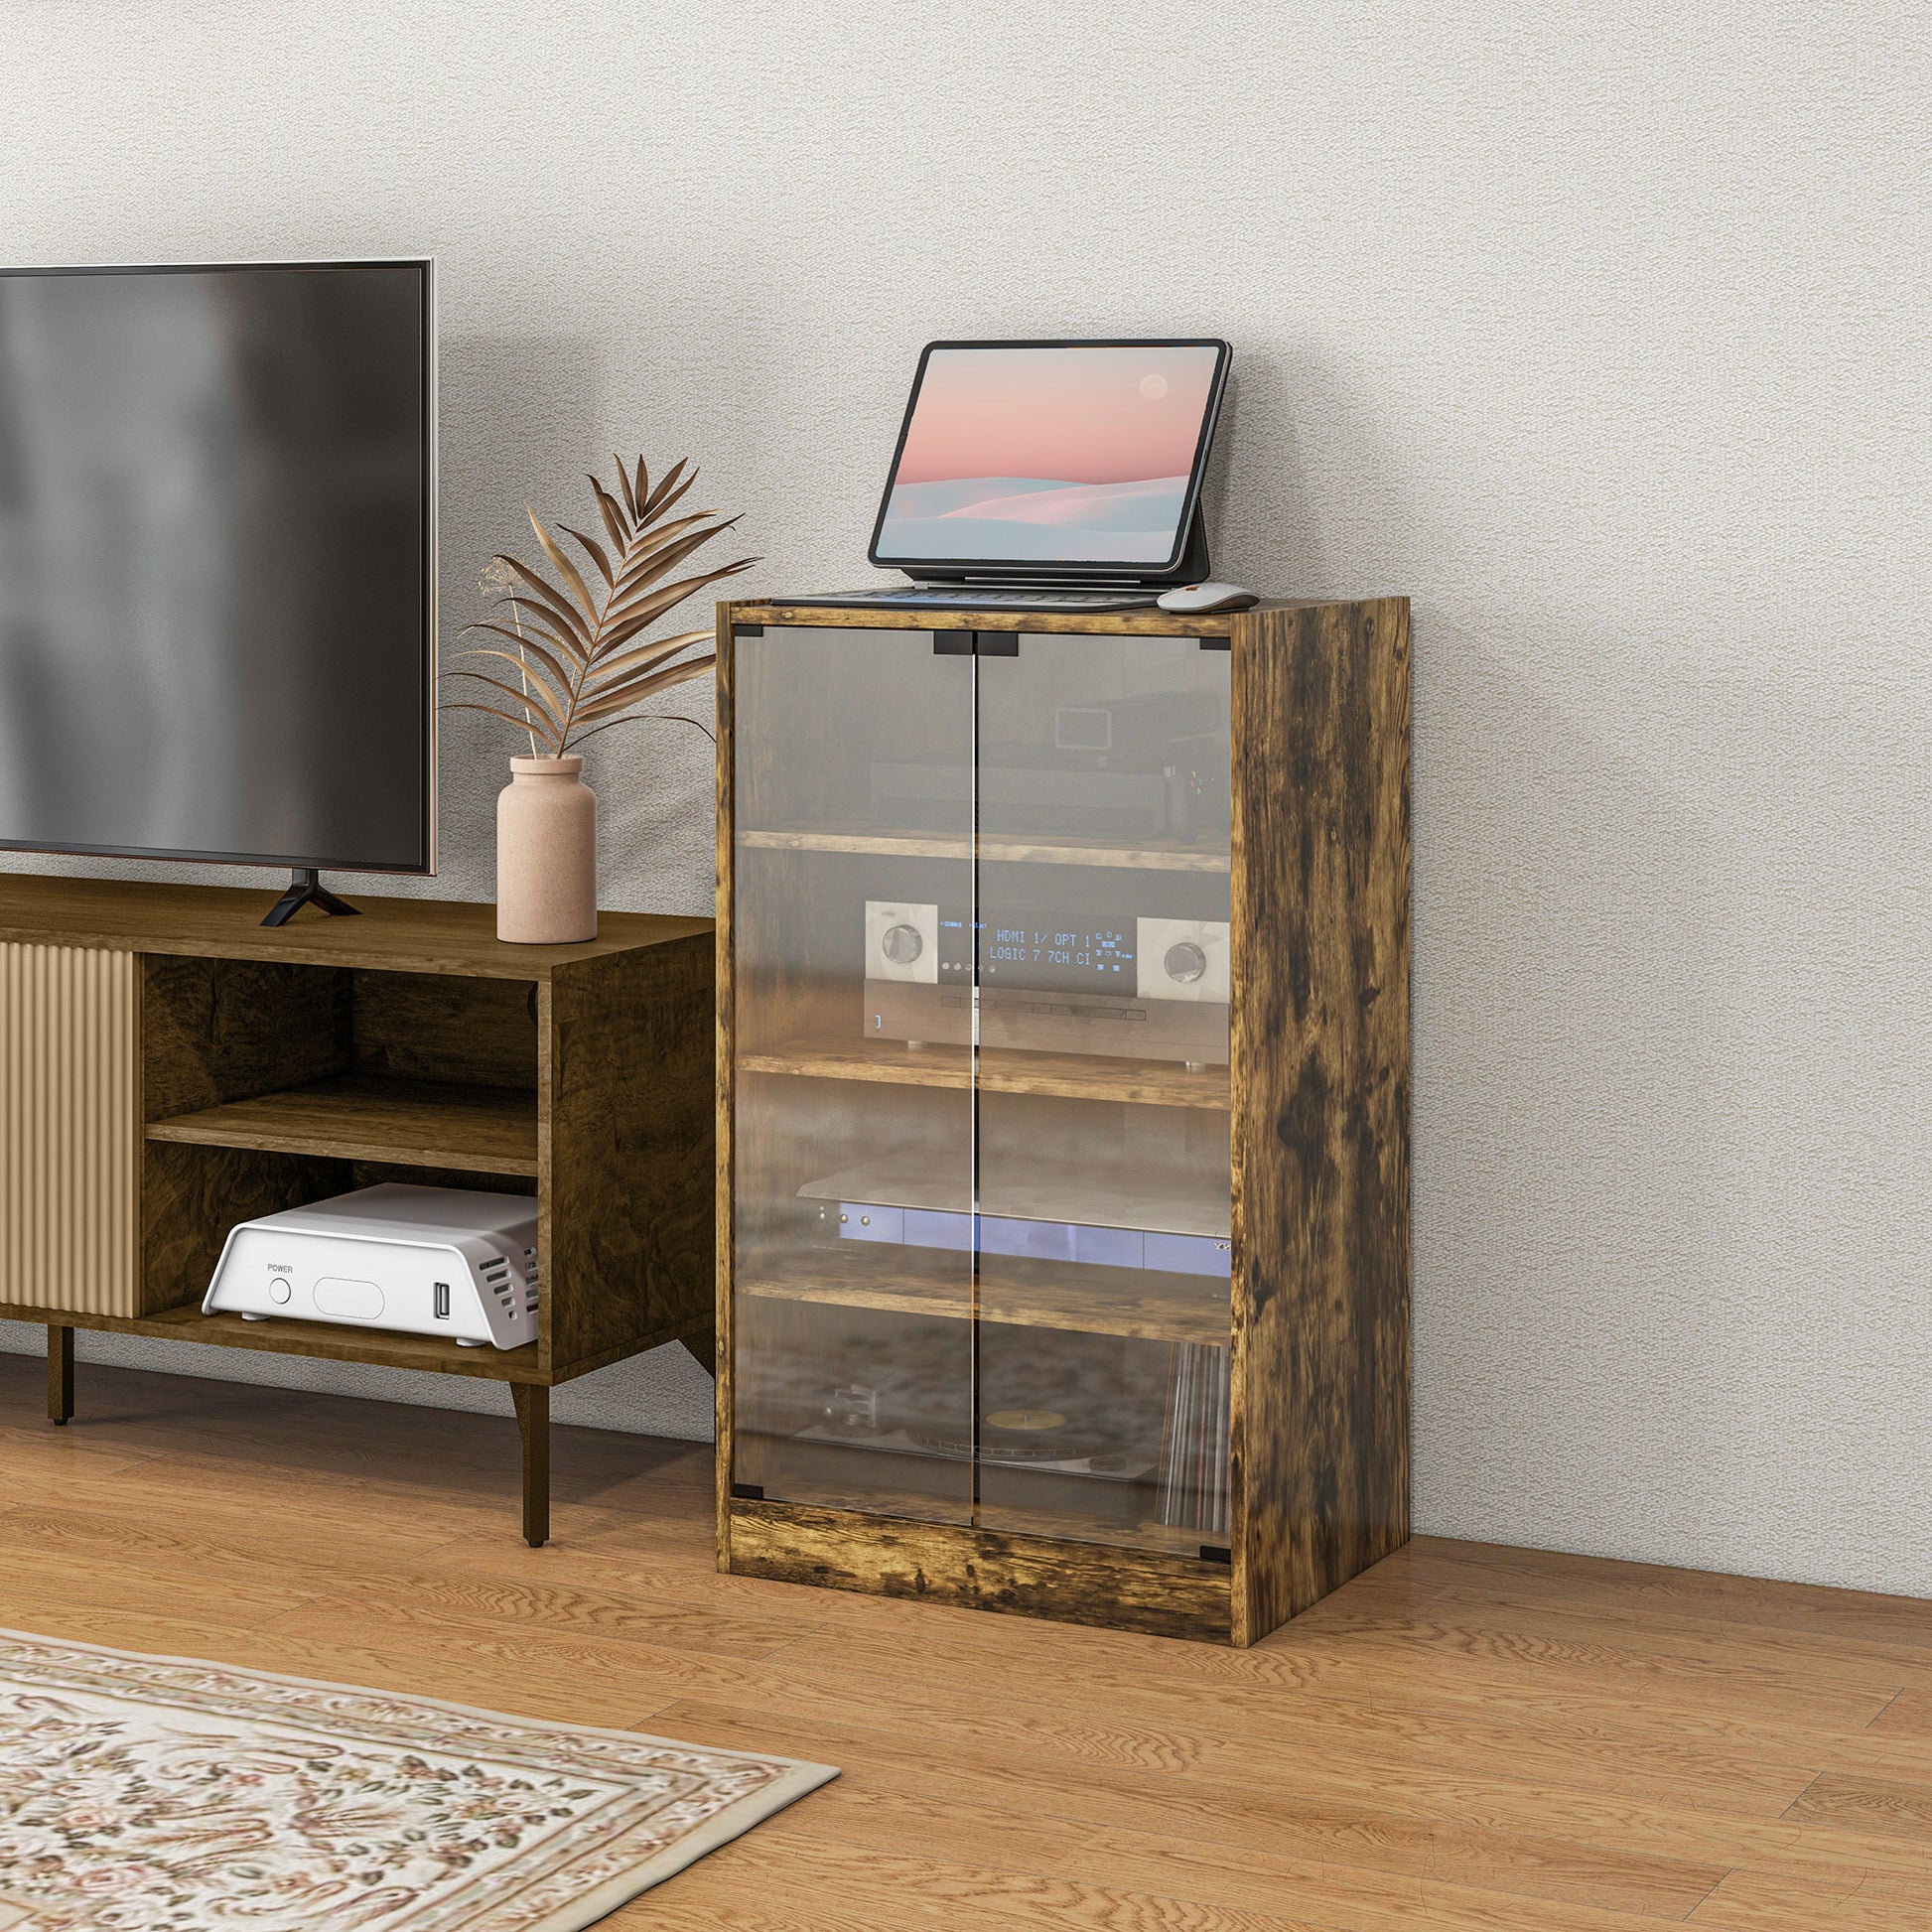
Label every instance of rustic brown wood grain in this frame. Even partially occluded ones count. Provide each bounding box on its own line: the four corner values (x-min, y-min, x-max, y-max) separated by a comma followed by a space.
0, 882, 713, 1457
544, 935, 716, 1380
511, 1381, 551, 1547
715, 603, 739, 1561
349, 968, 540, 1089
736, 826, 1230, 874
739, 1034, 1229, 1110
137, 1143, 345, 1318
140, 954, 348, 1120
143, 1074, 539, 1176
0, 1297, 555, 1383
1229, 597, 1411, 1646
715, 598, 1410, 1643
736, 1241, 1230, 1346
47, 1325, 73, 1424
733, 603, 1247, 637
728, 1498, 1232, 1642
0, 875, 706, 980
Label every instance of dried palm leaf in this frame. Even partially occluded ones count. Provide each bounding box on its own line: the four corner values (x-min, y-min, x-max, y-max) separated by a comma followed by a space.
447, 453, 752, 757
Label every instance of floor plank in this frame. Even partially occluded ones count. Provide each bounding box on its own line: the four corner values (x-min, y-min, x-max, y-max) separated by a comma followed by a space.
1781, 1769, 1932, 1841
5, 1354, 1932, 1928
1691, 1866, 1932, 1927
664, 1713, 1728, 1921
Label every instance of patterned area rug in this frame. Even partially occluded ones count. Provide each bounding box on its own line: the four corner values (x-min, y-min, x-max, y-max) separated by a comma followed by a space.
0, 1627, 836, 1930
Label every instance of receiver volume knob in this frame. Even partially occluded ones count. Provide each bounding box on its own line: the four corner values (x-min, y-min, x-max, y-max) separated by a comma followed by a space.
1164, 940, 1208, 985
882, 923, 924, 965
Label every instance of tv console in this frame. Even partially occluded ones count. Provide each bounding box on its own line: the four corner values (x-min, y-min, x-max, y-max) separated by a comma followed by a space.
0, 874, 715, 1545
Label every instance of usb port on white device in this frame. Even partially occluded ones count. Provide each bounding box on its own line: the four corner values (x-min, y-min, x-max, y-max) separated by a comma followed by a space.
432, 1283, 451, 1320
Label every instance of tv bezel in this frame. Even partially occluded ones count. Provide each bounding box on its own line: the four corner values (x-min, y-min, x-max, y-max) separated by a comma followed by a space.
867, 336, 1231, 584
0, 256, 438, 877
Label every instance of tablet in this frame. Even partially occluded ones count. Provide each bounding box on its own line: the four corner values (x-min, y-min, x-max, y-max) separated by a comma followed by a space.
869, 339, 1229, 581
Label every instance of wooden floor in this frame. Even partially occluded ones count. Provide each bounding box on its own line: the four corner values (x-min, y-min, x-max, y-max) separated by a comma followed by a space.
3, 1358, 1930, 1929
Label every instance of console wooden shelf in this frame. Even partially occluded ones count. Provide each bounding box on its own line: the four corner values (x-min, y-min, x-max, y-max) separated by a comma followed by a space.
717, 597, 1411, 1647
737, 825, 1231, 874
144, 1074, 540, 1176
737, 1242, 1232, 1346
736, 1035, 1230, 1109
0, 874, 715, 1543
0, 1299, 555, 1383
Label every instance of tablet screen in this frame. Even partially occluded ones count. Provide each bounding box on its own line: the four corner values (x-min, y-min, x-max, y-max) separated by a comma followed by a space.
872, 341, 1226, 571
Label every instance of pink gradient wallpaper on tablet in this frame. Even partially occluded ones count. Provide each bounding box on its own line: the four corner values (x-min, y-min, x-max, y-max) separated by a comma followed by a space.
875, 344, 1222, 564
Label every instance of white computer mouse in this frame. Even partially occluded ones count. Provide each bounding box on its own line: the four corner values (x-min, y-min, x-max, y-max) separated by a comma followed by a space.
1156, 581, 1260, 613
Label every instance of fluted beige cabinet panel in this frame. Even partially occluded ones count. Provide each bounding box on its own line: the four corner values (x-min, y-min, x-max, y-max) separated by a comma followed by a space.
0, 942, 140, 1316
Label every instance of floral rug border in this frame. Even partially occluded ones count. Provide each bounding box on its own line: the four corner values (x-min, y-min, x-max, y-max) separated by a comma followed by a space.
0, 1625, 837, 1931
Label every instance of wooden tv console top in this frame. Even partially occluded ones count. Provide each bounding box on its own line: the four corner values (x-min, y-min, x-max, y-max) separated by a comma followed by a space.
0, 872, 708, 977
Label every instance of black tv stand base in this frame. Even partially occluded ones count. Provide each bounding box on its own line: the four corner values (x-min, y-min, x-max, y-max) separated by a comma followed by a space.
261, 868, 362, 927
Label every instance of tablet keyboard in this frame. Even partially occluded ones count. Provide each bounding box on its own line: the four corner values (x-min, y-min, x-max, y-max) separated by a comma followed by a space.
785, 587, 1156, 613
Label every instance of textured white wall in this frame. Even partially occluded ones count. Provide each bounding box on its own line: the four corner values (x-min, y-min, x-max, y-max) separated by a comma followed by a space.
2, 1, 1927, 1593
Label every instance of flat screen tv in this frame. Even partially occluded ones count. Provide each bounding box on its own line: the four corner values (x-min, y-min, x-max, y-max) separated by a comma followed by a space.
0, 259, 435, 912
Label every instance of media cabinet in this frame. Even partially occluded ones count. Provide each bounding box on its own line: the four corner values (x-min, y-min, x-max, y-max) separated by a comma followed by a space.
0, 875, 714, 1544
715, 596, 1410, 1646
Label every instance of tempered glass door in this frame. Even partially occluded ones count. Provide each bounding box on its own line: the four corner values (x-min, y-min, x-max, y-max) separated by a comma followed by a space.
730, 625, 975, 1523
731, 619, 1233, 1552
970, 631, 1234, 1553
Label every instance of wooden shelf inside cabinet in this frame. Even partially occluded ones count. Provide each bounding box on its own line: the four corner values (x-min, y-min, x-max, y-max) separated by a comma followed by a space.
737, 1035, 1230, 1110
731, 1472, 1213, 1564
737, 1241, 1230, 1346
737, 824, 1230, 874
145, 1074, 539, 1176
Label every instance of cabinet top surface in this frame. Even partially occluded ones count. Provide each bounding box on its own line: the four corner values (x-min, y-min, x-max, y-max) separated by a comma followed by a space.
0, 873, 711, 978
729, 596, 1404, 638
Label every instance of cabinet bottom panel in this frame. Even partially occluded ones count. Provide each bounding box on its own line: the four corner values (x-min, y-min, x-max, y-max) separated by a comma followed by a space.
724, 1496, 1233, 1644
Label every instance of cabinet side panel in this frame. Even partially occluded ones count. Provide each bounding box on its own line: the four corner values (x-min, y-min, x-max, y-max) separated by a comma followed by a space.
716, 604, 738, 1561
547, 934, 717, 1378
1231, 599, 1411, 1643
0, 943, 139, 1315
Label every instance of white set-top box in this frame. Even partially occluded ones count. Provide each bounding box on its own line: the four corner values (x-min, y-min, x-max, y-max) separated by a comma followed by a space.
203, 1183, 540, 1350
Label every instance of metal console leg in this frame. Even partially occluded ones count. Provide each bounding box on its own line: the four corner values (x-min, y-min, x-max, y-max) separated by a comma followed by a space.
511, 1382, 550, 1548
48, 1326, 74, 1426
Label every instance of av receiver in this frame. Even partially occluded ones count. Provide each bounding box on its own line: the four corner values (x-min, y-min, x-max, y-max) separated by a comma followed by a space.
864, 899, 1229, 1064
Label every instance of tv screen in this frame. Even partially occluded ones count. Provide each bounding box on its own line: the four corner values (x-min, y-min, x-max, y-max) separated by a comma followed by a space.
0, 260, 434, 873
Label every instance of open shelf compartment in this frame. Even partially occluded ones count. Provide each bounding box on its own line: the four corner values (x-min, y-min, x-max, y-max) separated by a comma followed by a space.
146, 1073, 538, 1175
134, 955, 544, 1329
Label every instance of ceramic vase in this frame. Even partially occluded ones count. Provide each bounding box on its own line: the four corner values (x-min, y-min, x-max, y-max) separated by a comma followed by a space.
496, 755, 597, 944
